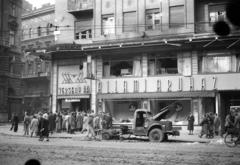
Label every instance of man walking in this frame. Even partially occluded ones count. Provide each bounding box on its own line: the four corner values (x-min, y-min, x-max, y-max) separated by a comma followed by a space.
13, 113, 19, 132
221, 111, 235, 137
214, 113, 221, 136
187, 113, 195, 135
10, 113, 15, 131
23, 112, 31, 136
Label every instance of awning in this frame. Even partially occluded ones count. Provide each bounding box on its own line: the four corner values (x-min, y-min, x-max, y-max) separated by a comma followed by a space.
98, 91, 215, 100
57, 95, 90, 99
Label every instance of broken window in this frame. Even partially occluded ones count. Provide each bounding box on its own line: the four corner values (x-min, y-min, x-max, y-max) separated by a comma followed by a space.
75, 19, 92, 39
209, 4, 227, 26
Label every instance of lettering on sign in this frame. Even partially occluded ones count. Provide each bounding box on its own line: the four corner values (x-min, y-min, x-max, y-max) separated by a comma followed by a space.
58, 86, 90, 95
107, 81, 110, 93
98, 81, 102, 93
62, 71, 86, 84
213, 76, 217, 90
178, 78, 182, 91
134, 80, 139, 93
157, 80, 161, 92
168, 80, 172, 91
201, 78, 205, 91
115, 81, 118, 93
189, 78, 194, 91
124, 81, 128, 93
145, 79, 147, 93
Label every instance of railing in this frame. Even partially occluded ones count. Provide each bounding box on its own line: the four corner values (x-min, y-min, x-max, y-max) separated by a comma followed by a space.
67, 0, 94, 12
0, 39, 10, 47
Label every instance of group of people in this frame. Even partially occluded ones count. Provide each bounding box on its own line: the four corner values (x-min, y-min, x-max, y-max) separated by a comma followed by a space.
198, 113, 221, 139
10, 110, 114, 141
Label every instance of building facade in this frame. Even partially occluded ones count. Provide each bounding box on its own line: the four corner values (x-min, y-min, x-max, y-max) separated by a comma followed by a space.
0, 0, 23, 122
48, 0, 240, 130
21, 3, 55, 115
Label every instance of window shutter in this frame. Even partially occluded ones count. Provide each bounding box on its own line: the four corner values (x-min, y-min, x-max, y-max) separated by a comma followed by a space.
123, 12, 136, 32
169, 5, 184, 28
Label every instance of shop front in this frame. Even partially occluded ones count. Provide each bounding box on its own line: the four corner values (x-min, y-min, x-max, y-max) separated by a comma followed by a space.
56, 64, 91, 112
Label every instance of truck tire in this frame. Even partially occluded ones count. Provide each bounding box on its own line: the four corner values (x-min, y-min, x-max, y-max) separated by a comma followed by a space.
102, 132, 110, 140
164, 133, 168, 141
149, 128, 164, 142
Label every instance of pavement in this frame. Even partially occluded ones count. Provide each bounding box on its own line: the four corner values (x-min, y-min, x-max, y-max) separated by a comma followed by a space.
0, 123, 223, 143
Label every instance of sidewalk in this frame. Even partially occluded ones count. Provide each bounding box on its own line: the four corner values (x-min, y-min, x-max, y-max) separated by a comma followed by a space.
0, 124, 222, 143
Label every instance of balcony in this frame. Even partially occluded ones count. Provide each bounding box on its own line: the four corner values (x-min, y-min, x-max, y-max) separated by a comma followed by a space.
22, 72, 51, 79
0, 39, 10, 48
24, 92, 50, 98
67, 0, 93, 13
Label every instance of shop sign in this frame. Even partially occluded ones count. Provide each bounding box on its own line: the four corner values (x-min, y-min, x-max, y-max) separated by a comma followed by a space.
98, 76, 218, 93
58, 65, 91, 95
65, 99, 81, 102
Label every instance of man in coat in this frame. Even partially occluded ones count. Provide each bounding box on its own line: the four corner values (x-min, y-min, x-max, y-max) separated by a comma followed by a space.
23, 112, 31, 136
30, 115, 39, 137
37, 112, 43, 137
214, 113, 221, 136
76, 112, 83, 132
221, 111, 235, 137
10, 113, 15, 131
106, 113, 113, 129
48, 112, 54, 135
187, 113, 195, 135
39, 114, 49, 141
13, 113, 19, 132
199, 114, 208, 138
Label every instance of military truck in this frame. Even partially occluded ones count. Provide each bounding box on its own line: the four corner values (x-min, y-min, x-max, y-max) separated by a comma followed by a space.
101, 109, 180, 142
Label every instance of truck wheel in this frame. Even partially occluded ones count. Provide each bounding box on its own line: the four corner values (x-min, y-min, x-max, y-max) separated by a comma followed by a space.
164, 134, 168, 141
102, 132, 110, 140
149, 128, 164, 142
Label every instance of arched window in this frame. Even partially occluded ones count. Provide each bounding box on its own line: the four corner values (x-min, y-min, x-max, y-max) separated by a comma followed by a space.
37, 27, 42, 37
46, 24, 50, 35
21, 30, 25, 40
29, 28, 33, 38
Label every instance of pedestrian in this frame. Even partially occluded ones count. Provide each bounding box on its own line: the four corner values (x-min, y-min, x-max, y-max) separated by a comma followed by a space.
93, 114, 100, 135
81, 113, 88, 133
48, 112, 54, 134
106, 113, 113, 129
206, 113, 214, 138
76, 112, 83, 132
13, 113, 19, 132
69, 112, 76, 134
101, 112, 108, 129
55, 112, 62, 133
30, 115, 39, 137
199, 114, 208, 138
23, 112, 31, 136
53, 111, 57, 132
65, 112, 70, 133
221, 111, 235, 137
37, 112, 43, 137
234, 110, 240, 141
10, 113, 15, 131
214, 113, 221, 136
86, 113, 95, 138
61, 112, 66, 131
187, 113, 195, 135
39, 114, 49, 141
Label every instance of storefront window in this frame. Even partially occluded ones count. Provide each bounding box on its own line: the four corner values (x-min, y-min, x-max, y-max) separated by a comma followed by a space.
149, 99, 191, 125
103, 55, 142, 77
199, 54, 240, 73
148, 53, 183, 75
105, 100, 141, 123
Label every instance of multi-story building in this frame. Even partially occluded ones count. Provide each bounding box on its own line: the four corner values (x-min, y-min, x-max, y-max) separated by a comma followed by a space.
0, 0, 23, 122
21, 3, 54, 114
47, 0, 240, 131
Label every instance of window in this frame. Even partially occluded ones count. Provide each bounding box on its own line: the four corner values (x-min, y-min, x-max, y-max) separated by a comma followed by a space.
148, 53, 182, 75
9, 30, 15, 45
102, 15, 115, 35
146, 9, 160, 30
21, 30, 25, 40
209, 4, 227, 26
45, 62, 50, 72
28, 63, 32, 74
29, 28, 33, 38
169, 5, 184, 28
123, 12, 136, 32
198, 53, 240, 73
103, 55, 142, 77
0, 88, 4, 105
36, 63, 41, 72
37, 27, 42, 37
11, 3, 16, 16
75, 19, 92, 39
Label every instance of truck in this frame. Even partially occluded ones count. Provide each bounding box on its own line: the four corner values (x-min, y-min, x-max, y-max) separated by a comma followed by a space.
101, 109, 180, 142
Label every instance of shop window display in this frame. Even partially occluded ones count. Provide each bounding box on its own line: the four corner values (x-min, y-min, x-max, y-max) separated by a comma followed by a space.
103, 55, 142, 77
149, 99, 191, 125
104, 100, 141, 123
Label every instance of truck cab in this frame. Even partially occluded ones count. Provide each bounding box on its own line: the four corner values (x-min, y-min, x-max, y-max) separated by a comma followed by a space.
131, 109, 180, 142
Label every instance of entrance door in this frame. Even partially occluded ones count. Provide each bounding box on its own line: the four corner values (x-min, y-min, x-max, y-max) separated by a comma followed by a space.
133, 111, 147, 136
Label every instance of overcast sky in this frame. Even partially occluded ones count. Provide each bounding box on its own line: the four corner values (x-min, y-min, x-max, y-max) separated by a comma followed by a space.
26, 0, 55, 8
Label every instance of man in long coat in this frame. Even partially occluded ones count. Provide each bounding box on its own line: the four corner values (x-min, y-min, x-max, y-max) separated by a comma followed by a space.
199, 114, 208, 138
39, 114, 49, 141
53, 112, 57, 132
55, 112, 62, 133
13, 113, 19, 132
214, 113, 221, 136
76, 112, 83, 132
187, 113, 195, 135
48, 112, 54, 134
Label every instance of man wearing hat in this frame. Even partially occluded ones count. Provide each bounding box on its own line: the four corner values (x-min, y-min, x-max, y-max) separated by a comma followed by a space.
39, 114, 49, 141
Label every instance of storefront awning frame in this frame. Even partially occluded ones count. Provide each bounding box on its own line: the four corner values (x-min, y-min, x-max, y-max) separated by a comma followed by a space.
57, 95, 90, 99
97, 91, 215, 100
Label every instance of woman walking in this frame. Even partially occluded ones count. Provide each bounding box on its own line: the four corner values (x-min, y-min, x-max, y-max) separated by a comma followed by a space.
30, 115, 39, 137
39, 114, 49, 141
187, 113, 195, 135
